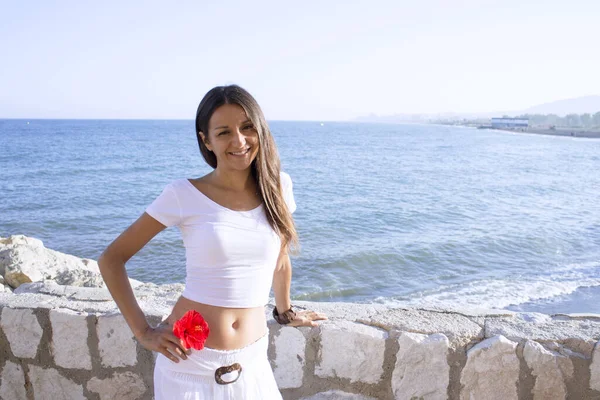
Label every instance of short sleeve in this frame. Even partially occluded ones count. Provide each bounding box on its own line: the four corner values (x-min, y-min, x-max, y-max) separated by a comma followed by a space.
280, 171, 297, 214
145, 183, 182, 227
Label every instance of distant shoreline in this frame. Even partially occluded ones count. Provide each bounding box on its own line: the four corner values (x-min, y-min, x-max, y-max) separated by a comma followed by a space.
475, 126, 600, 138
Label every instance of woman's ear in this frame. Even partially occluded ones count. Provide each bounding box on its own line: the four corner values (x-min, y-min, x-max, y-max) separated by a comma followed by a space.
198, 131, 212, 151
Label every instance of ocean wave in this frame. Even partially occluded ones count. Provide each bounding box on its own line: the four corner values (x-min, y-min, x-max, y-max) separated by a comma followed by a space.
375, 261, 600, 310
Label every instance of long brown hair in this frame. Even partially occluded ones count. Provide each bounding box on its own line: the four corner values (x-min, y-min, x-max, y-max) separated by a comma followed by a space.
195, 85, 298, 252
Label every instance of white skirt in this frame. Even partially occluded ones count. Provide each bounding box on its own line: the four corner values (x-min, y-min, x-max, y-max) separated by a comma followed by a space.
154, 334, 283, 400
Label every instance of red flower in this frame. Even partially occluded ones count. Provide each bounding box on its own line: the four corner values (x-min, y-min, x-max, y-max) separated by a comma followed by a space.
173, 310, 210, 351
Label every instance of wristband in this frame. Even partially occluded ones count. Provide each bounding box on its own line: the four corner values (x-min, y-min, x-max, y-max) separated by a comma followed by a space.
272, 306, 296, 325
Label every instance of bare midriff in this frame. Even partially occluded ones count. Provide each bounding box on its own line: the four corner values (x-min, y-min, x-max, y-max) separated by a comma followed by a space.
164, 295, 267, 350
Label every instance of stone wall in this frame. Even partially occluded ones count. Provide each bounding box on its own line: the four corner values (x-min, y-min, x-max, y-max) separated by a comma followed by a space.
2, 284, 600, 399
2, 236, 600, 399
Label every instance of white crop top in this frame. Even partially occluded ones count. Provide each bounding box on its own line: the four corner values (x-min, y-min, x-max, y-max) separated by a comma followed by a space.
145, 171, 296, 308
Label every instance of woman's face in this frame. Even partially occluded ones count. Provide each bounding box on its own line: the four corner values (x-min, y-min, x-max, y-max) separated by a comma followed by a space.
200, 104, 260, 172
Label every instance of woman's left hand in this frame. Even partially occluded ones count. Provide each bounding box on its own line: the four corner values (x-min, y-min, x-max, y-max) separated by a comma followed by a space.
287, 309, 328, 327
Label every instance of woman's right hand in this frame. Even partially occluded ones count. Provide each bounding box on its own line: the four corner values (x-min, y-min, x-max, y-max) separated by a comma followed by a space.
136, 323, 191, 363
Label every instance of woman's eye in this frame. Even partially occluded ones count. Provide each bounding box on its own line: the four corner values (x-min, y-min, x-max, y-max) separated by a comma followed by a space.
243, 125, 255, 131
218, 131, 229, 136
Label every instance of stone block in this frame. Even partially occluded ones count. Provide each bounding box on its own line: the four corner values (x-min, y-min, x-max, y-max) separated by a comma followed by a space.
28, 365, 85, 400
460, 335, 519, 400
392, 332, 450, 400
87, 371, 147, 400
49, 308, 92, 369
290, 300, 389, 321
300, 390, 378, 400
315, 321, 387, 384
0, 361, 27, 400
97, 313, 137, 367
486, 314, 600, 342
591, 340, 600, 391
523, 340, 571, 400
15, 281, 114, 301
273, 326, 306, 389
0, 285, 57, 305
0, 307, 43, 358
362, 308, 482, 344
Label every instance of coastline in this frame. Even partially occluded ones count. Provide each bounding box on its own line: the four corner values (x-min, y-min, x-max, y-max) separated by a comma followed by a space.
479, 126, 600, 138
432, 121, 600, 138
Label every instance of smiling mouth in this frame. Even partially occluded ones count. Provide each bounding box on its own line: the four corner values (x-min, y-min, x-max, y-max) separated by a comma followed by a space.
228, 148, 250, 156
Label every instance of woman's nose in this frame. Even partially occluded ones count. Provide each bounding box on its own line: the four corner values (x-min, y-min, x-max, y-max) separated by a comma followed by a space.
232, 130, 246, 146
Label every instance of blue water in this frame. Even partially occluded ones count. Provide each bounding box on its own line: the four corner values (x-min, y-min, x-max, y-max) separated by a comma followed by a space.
2, 119, 600, 313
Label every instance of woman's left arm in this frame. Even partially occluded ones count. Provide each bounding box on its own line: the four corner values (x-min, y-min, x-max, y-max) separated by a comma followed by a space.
273, 250, 293, 314
272, 249, 327, 327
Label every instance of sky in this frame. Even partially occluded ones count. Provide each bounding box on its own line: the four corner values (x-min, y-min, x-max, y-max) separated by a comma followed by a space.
1, 0, 599, 121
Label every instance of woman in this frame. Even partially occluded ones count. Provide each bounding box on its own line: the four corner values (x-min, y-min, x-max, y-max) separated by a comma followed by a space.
98, 85, 327, 399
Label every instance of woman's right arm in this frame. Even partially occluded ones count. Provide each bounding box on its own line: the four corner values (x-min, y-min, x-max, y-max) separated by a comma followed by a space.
98, 212, 188, 362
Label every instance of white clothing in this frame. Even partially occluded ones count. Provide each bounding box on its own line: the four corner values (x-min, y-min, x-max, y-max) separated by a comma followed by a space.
154, 334, 282, 400
145, 171, 296, 308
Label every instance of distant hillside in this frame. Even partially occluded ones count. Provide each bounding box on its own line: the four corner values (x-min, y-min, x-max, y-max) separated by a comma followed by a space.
355, 95, 600, 123
522, 95, 600, 116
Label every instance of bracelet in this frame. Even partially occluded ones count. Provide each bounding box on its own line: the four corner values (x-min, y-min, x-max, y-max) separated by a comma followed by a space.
272, 306, 296, 325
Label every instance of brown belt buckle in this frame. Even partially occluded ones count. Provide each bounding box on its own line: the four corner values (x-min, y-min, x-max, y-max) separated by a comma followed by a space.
215, 363, 242, 385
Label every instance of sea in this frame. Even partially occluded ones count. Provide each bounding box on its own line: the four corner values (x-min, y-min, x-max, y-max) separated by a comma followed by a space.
1, 119, 599, 314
